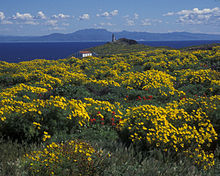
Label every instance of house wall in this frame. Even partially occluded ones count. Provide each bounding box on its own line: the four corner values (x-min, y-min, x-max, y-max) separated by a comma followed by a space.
82, 53, 92, 57
74, 52, 93, 58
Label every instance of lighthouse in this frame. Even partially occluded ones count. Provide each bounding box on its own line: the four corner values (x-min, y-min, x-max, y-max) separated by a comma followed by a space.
112, 33, 116, 42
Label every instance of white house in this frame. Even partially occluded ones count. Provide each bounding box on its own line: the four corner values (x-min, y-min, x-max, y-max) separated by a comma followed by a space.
74, 50, 93, 58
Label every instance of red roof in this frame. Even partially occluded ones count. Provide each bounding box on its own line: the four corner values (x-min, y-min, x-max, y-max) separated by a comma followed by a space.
79, 51, 92, 54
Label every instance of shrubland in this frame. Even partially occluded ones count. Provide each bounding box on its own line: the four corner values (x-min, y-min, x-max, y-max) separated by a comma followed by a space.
0, 45, 220, 175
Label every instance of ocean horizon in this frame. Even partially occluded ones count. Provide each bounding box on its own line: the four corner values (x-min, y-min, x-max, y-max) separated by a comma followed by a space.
0, 40, 220, 63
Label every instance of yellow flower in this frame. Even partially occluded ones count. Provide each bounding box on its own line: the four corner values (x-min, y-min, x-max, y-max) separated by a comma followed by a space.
87, 157, 92, 161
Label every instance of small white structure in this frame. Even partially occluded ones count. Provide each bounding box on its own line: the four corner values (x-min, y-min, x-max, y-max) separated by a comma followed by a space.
112, 33, 116, 42
74, 50, 93, 58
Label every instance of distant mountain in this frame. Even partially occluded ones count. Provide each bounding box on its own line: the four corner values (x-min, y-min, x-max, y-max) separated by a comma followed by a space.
1, 29, 220, 42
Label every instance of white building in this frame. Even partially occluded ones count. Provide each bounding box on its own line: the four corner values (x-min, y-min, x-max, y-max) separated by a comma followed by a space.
112, 33, 116, 42
74, 51, 93, 58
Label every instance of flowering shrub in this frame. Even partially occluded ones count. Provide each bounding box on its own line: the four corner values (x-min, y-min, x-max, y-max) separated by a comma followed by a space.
117, 70, 184, 98
24, 139, 109, 175
0, 93, 90, 142
84, 98, 124, 127
89, 79, 121, 87
175, 69, 219, 85
143, 51, 199, 71
119, 99, 218, 169
166, 95, 220, 138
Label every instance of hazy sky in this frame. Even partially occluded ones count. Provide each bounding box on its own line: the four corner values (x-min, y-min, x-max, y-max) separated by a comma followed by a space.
0, 0, 220, 35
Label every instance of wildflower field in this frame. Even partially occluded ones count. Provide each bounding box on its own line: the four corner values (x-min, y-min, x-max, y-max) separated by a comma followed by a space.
0, 46, 220, 175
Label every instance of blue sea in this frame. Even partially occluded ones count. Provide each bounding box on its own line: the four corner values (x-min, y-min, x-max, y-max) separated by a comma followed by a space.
0, 40, 219, 63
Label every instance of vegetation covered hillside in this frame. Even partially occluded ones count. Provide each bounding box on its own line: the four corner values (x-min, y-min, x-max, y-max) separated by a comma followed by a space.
87, 42, 171, 57
0, 46, 220, 175
181, 43, 220, 51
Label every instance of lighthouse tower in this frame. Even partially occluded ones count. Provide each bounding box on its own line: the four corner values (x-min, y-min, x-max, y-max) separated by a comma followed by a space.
112, 33, 116, 42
